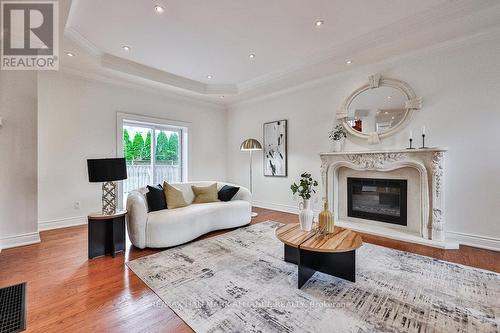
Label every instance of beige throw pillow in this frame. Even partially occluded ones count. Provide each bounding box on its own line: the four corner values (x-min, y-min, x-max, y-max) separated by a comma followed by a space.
163, 182, 188, 209
192, 183, 220, 204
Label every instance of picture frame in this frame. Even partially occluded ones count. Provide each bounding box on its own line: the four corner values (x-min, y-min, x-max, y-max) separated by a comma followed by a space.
263, 120, 287, 177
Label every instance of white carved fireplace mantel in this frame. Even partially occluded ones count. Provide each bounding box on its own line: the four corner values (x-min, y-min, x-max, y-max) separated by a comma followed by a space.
320, 148, 459, 249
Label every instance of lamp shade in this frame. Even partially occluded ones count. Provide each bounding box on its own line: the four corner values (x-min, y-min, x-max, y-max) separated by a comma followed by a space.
240, 138, 262, 151
87, 158, 127, 182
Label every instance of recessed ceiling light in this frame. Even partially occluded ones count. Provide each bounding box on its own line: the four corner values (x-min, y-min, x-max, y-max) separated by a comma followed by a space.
315, 20, 324, 27
65, 52, 75, 57
122, 45, 131, 51
219, 95, 224, 99
154, 5, 165, 13
384, 111, 389, 115
248, 53, 256, 59
387, 95, 392, 99
346, 59, 352, 65
391, 116, 395, 120
207, 75, 213, 79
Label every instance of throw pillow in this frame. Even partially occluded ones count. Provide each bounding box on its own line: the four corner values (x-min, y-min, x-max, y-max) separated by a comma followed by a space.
146, 184, 167, 212
163, 182, 189, 209
218, 185, 240, 202
192, 183, 220, 204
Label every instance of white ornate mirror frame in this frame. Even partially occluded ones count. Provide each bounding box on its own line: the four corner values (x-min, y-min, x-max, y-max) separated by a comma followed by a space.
336, 74, 422, 144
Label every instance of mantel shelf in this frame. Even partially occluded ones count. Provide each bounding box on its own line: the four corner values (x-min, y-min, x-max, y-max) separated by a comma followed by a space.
319, 147, 448, 156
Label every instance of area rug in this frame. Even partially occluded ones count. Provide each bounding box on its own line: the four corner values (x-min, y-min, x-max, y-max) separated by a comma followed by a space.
127, 221, 500, 333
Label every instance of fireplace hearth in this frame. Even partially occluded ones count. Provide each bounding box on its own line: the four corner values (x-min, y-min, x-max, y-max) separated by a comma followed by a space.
347, 177, 407, 226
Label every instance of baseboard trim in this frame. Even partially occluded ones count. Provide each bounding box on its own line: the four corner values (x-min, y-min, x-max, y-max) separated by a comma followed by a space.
0, 232, 41, 250
253, 200, 298, 215
38, 216, 87, 231
253, 200, 499, 252
446, 231, 500, 252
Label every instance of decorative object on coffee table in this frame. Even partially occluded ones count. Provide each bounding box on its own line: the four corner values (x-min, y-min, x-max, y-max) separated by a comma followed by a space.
291, 172, 318, 231
87, 158, 127, 215
318, 200, 334, 234
328, 124, 347, 152
263, 120, 287, 177
88, 210, 127, 259
276, 223, 363, 288
240, 138, 262, 217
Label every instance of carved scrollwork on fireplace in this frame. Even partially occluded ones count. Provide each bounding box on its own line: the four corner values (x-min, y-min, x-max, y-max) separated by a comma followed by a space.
432, 208, 444, 231
431, 152, 444, 198
320, 148, 448, 244
345, 153, 406, 169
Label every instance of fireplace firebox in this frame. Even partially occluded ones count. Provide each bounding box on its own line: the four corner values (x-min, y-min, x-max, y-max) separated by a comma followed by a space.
347, 177, 407, 226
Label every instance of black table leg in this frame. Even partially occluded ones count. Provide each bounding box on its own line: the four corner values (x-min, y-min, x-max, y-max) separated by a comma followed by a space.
113, 216, 126, 256
298, 262, 316, 288
284, 244, 299, 264
111, 218, 116, 258
294, 248, 356, 288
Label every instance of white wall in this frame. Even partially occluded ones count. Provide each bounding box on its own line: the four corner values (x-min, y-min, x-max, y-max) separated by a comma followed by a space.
38, 71, 227, 230
0, 71, 39, 249
226, 31, 500, 250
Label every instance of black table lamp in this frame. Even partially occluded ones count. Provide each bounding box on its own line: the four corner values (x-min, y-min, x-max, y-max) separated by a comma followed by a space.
87, 158, 127, 215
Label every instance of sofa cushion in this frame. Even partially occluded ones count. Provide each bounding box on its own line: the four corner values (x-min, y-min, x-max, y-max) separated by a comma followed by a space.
146, 184, 167, 212
163, 182, 188, 209
192, 183, 219, 204
218, 185, 240, 202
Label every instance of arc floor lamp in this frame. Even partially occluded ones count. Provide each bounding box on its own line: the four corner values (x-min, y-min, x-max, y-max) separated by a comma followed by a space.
240, 138, 262, 217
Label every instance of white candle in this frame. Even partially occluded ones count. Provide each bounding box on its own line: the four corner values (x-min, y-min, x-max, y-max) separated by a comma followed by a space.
409, 130, 413, 140
422, 126, 426, 135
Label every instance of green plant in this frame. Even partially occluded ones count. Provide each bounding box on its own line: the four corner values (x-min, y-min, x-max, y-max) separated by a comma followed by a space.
290, 172, 318, 200
329, 124, 347, 142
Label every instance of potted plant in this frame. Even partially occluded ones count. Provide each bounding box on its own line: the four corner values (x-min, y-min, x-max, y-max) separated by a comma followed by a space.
291, 172, 318, 231
329, 124, 347, 152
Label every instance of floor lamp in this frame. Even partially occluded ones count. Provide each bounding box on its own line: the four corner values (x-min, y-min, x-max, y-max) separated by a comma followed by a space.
240, 138, 262, 217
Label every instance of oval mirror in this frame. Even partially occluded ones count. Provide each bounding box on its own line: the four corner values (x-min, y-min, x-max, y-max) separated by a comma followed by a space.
336, 74, 422, 143
347, 86, 407, 134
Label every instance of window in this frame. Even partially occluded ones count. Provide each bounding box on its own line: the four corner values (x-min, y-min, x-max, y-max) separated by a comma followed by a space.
117, 113, 188, 205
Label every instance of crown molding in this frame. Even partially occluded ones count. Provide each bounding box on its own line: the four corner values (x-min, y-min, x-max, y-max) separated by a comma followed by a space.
101, 53, 238, 95
64, 26, 101, 57
58, 66, 226, 109
236, 0, 500, 96
63, 0, 500, 102
101, 54, 239, 95
101, 53, 208, 93
229, 26, 500, 108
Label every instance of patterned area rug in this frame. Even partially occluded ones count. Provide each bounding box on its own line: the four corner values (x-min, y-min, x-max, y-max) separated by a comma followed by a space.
127, 221, 500, 333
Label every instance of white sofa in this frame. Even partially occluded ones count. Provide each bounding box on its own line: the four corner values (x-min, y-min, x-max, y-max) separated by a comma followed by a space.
126, 181, 252, 249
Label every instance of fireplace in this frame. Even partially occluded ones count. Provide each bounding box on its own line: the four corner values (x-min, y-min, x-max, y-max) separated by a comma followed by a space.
347, 177, 407, 226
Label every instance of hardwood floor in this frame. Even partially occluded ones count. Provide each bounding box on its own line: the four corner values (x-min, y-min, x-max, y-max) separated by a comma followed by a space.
0, 207, 498, 332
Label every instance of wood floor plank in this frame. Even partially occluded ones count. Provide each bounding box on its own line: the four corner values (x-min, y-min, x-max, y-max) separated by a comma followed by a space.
0, 207, 498, 332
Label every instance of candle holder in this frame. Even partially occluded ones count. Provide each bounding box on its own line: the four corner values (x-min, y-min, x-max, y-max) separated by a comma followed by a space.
420, 134, 428, 149
406, 138, 415, 149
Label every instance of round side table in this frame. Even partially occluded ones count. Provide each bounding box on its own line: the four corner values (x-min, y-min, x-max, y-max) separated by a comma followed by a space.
88, 210, 127, 259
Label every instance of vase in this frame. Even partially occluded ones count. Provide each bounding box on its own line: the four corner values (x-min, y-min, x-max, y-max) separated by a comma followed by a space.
331, 138, 345, 152
318, 201, 334, 234
298, 199, 314, 231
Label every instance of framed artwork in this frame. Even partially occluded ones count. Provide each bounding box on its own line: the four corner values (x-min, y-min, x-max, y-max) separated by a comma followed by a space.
263, 120, 287, 177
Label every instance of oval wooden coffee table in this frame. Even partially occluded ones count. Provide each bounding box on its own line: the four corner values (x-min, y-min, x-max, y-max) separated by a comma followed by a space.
276, 223, 363, 288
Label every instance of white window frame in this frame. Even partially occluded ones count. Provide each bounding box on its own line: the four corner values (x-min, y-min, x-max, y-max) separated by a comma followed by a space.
116, 112, 190, 207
